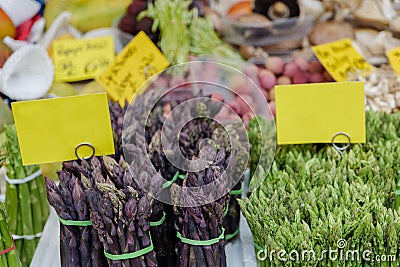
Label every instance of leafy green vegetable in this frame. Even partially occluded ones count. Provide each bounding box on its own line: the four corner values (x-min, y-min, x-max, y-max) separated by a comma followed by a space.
139, 0, 242, 67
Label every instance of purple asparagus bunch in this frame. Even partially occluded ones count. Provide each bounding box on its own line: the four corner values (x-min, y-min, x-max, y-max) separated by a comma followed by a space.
121, 88, 250, 266
86, 163, 159, 267
172, 160, 228, 267
45, 159, 107, 267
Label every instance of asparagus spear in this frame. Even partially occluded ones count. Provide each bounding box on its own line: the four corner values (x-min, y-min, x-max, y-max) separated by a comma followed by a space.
72, 178, 91, 267
0, 225, 8, 267
0, 204, 22, 267
35, 174, 50, 226
45, 177, 80, 266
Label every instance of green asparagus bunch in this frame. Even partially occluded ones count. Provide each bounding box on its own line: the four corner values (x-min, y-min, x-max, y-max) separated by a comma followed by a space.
242, 112, 400, 266
3, 125, 49, 267
0, 203, 22, 267
240, 148, 400, 266
247, 115, 276, 188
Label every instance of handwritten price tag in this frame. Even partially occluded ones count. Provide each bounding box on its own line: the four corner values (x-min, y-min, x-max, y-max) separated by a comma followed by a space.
53, 36, 115, 82
97, 31, 170, 107
387, 47, 400, 75
275, 82, 366, 145
12, 93, 115, 165
312, 39, 373, 82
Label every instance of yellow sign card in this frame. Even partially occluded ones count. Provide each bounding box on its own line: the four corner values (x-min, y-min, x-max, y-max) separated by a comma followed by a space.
53, 36, 115, 82
312, 39, 373, 82
12, 93, 115, 165
275, 82, 366, 145
97, 31, 170, 107
386, 47, 400, 75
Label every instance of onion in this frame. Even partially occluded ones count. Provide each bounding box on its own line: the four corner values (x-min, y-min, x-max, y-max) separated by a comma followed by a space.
265, 56, 285, 75
244, 64, 261, 86
277, 75, 292, 85
210, 93, 224, 103
258, 69, 277, 90
269, 88, 275, 101
293, 57, 309, 72
308, 73, 324, 83
283, 62, 299, 77
308, 61, 324, 73
239, 45, 256, 60
227, 101, 242, 115
242, 111, 255, 123
235, 95, 252, 114
292, 72, 308, 84
322, 70, 335, 82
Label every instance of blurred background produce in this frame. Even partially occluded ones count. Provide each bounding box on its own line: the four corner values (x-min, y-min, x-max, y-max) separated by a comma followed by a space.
44, 0, 131, 32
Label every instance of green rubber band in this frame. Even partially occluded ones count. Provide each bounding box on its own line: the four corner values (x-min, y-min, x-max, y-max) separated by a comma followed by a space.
162, 172, 179, 189
150, 212, 166, 227
396, 189, 400, 196
223, 204, 229, 217
104, 234, 154, 260
230, 183, 243, 195
162, 172, 185, 189
176, 228, 225, 246
254, 243, 265, 252
58, 215, 92, 226
230, 188, 243, 195
225, 228, 240, 240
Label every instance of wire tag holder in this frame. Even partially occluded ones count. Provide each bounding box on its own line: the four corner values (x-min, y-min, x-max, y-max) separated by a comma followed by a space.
331, 132, 351, 155
74, 142, 95, 161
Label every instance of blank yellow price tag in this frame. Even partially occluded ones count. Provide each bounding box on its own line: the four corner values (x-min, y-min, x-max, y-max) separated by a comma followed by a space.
312, 39, 373, 82
53, 36, 115, 82
275, 82, 366, 145
387, 47, 400, 75
12, 93, 115, 165
97, 31, 170, 107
